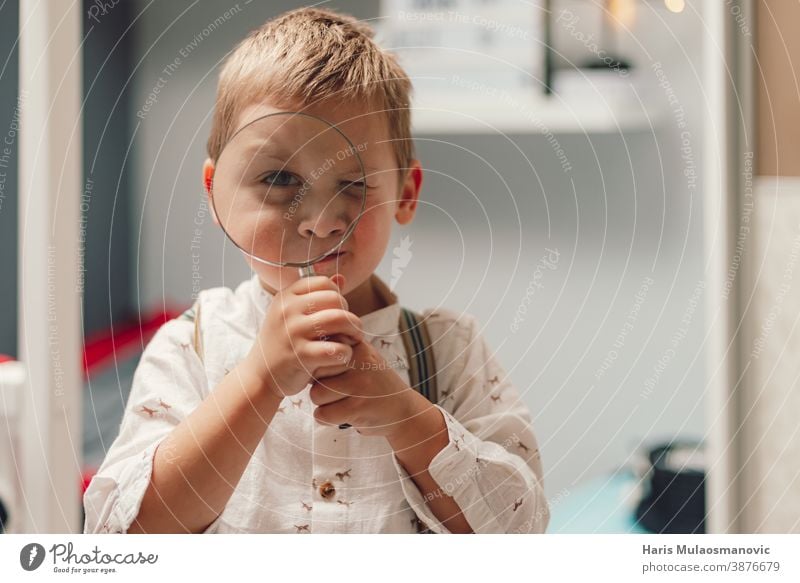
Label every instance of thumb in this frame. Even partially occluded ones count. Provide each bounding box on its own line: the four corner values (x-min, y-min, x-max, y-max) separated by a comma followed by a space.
331, 273, 346, 290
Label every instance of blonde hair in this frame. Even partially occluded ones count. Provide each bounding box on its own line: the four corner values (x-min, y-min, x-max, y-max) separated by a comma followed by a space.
207, 7, 414, 177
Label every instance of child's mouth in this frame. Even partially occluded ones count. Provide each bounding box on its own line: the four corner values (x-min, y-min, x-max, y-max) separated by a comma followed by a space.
315, 250, 347, 266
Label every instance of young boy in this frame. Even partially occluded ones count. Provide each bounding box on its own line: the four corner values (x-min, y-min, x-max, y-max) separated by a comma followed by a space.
83, 7, 549, 534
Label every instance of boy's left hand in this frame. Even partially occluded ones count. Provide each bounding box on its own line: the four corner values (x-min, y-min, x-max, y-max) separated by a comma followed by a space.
309, 341, 430, 438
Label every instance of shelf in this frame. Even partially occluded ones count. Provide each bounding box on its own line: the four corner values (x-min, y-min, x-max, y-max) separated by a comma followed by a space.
411, 72, 664, 135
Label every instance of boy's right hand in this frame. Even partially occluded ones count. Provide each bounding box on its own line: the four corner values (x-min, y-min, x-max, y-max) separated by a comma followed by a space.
243, 274, 363, 399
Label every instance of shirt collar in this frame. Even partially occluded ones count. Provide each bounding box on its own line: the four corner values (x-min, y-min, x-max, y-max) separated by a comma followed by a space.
249, 273, 402, 338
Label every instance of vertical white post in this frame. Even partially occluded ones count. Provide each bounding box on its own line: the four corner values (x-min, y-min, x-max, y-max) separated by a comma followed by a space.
18, 0, 83, 533
703, 0, 754, 534
703, 0, 732, 535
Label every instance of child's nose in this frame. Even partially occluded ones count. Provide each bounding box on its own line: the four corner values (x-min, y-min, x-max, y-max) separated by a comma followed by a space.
299, 213, 347, 240
295, 184, 359, 242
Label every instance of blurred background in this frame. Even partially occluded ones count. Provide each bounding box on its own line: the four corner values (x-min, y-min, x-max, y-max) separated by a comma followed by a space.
1, 0, 797, 534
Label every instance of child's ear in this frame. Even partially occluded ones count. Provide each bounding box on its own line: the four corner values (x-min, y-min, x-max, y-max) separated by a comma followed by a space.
395, 159, 422, 225
202, 157, 220, 226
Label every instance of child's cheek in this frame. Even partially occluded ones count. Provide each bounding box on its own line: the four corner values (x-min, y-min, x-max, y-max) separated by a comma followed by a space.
352, 209, 391, 255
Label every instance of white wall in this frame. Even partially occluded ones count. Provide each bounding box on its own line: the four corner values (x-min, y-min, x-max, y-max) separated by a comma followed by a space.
130, 0, 707, 497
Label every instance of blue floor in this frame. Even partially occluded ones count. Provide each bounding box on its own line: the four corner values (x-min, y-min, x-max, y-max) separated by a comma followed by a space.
548, 469, 650, 534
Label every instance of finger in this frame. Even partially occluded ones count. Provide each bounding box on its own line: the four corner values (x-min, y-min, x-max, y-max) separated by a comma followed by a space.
302, 340, 353, 371
309, 380, 350, 406
301, 309, 363, 343
293, 290, 349, 315
314, 397, 354, 427
330, 273, 346, 290
289, 276, 341, 297
349, 339, 378, 359
327, 332, 360, 347
312, 362, 352, 378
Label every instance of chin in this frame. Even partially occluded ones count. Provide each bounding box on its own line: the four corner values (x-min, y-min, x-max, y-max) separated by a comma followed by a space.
246, 260, 297, 293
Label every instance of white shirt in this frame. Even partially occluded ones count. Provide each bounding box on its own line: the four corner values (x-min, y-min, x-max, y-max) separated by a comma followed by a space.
83, 274, 549, 534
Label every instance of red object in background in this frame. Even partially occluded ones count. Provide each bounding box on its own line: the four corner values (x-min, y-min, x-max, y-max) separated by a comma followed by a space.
82, 308, 185, 377
82, 469, 96, 494
3, 306, 187, 379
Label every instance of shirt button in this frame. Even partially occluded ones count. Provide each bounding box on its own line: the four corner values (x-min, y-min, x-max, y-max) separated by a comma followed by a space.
319, 480, 336, 500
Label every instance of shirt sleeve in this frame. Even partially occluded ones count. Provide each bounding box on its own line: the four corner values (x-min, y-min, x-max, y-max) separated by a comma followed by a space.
392, 311, 549, 534
82, 316, 216, 534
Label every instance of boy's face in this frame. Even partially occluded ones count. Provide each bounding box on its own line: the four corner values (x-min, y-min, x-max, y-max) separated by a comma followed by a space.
204, 99, 422, 297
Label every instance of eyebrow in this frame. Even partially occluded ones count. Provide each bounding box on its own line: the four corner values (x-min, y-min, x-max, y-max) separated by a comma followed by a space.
228, 140, 384, 178
359, 168, 383, 180
235, 141, 296, 161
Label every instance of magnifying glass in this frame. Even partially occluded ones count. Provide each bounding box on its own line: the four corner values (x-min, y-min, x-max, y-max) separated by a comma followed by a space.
210, 111, 367, 427
210, 111, 367, 276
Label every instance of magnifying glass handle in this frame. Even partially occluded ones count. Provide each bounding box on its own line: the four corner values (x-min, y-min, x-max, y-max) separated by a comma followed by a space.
298, 264, 351, 429
298, 265, 316, 278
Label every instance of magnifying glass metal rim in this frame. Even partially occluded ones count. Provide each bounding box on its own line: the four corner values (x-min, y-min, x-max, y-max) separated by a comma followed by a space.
209, 110, 368, 274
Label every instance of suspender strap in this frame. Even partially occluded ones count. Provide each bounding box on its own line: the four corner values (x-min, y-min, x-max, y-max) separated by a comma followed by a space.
397, 307, 438, 404
193, 301, 204, 363
178, 300, 204, 363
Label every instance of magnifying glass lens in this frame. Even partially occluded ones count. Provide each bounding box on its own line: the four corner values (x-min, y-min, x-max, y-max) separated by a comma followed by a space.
211, 112, 367, 271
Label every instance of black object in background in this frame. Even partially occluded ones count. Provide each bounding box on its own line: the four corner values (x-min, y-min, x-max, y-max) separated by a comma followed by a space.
543, 0, 553, 94
635, 441, 706, 534
0, 497, 7, 533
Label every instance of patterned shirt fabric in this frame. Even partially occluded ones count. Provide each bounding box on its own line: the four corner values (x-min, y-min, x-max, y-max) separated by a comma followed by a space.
83, 274, 549, 534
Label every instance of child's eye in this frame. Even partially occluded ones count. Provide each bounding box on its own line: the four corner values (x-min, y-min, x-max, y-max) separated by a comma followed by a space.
340, 180, 367, 194
261, 171, 300, 187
